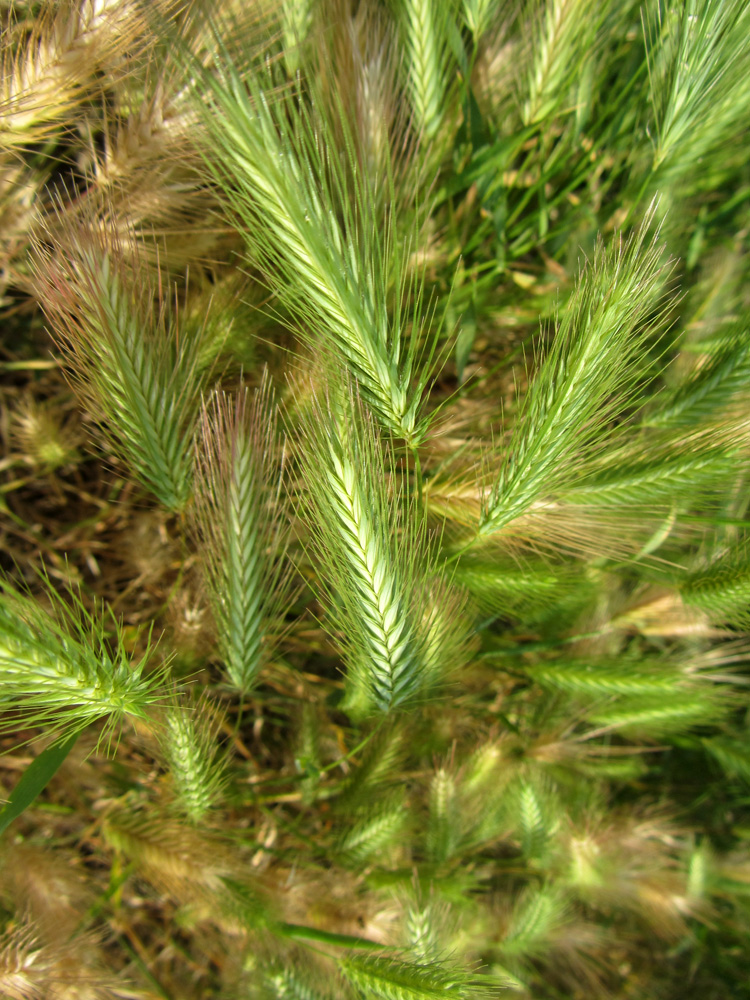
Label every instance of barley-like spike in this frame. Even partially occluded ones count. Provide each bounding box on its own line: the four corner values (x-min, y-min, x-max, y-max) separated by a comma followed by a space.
323, 437, 420, 708
427, 767, 460, 864
193, 376, 292, 694
0, 0, 140, 149
479, 213, 673, 541
281, 0, 314, 75
339, 954, 490, 1000
299, 389, 459, 713
462, 0, 497, 40
268, 967, 333, 1000
681, 550, 750, 628
406, 895, 446, 963
645, 319, 750, 428
338, 793, 409, 865
702, 734, 750, 783
522, 0, 602, 126
586, 691, 730, 736
526, 659, 685, 696
31, 224, 205, 511
161, 693, 227, 823
561, 449, 737, 509
193, 45, 431, 441
501, 887, 568, 960
643, 0, 750, 183
517, 780, 549, 860
0, 918, 116, 1000
0, 573, 164, 745
400, 0, 451, 140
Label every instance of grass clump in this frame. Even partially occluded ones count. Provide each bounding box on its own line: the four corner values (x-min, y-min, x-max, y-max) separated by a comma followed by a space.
1, 1, 750, 998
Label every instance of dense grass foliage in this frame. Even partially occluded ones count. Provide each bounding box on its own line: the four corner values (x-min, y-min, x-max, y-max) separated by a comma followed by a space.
1, 0, 750, 997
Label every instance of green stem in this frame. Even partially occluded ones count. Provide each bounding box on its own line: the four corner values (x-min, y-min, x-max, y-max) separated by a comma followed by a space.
320, 719, 385, 775
278, 922, 386, 951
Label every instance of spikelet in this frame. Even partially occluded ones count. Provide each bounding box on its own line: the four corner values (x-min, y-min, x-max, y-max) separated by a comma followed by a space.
0, 0, 141, 148
337, 790, 410, 867
0, 573, 164, 743
193, 376, 293, 694
405, 894, 446, 963
399, 0, 452, 140
559, 810, 694, 938
160, 692, 228, 823
349, 5, 401, 187
0, 918, 119, 1000
281, 0, 314, 75
0, 921, 48, 1000
426, 767, 460, 864
299, 387, 469, 714
10, 395, 82, 473
0, 843, 93, 944
522, 0, 602, 126
101, 806, 245, 907
516, 778, 556, 862
335, 723, 407, 809
681, 543, 750, 628
643, 0, 750, 182
498, 886, 569, 962
267, 966, 333, 1000
462, 0, 497, 41
338, 954, 489, 1000
193, 43, 434, 441
478, 214, 673, 542
31, 220, 206, 511
0, 162, 42, 303
644, 318, 750, 429
295, 701, 321, 805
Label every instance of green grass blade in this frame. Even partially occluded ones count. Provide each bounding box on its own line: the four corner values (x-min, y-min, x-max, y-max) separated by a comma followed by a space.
0, 731, 78, 836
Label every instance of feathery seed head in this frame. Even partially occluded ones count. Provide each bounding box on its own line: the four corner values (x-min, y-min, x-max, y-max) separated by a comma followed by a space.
0, 574, 165, 746
299, 387, 467, 714
193, 376, 293, 693
478, 215, 674, 543
31, 219, 206, 511
161, 693, 228, 823
10, 396, 82, 473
